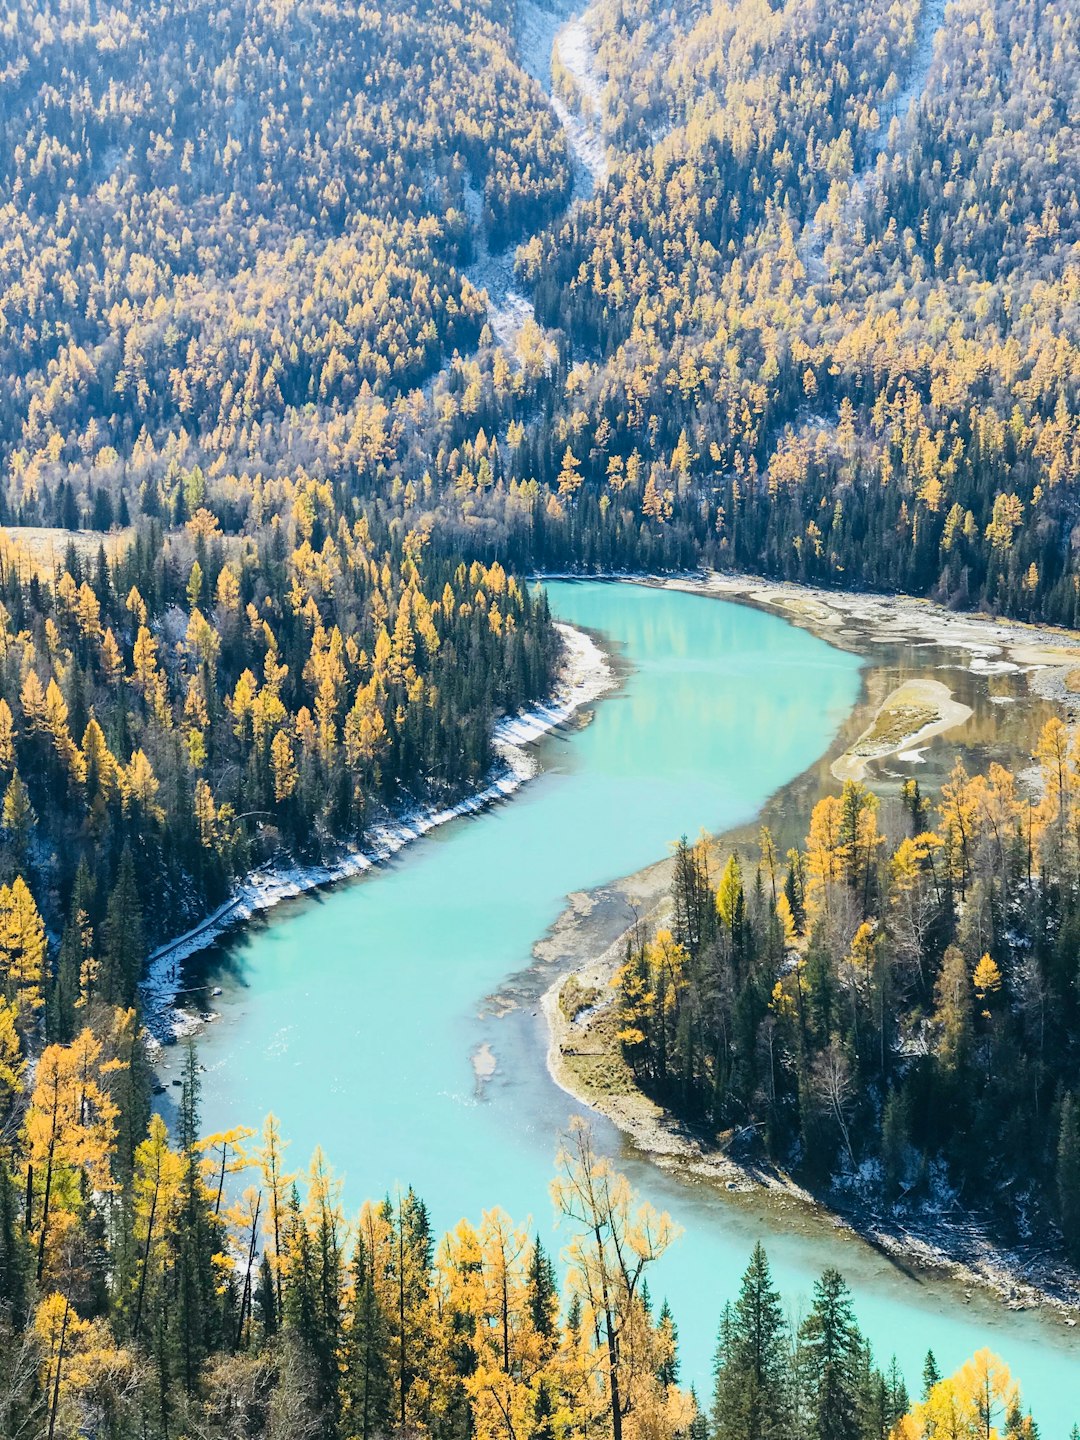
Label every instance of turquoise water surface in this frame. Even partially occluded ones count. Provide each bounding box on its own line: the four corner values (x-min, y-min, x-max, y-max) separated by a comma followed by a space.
192, 581, 1080, 1431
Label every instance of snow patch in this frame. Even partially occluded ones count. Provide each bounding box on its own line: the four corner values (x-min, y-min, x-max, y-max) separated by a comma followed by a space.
800, 0, 947, 280
550, 15, 609, 189
517, 0, 608, 191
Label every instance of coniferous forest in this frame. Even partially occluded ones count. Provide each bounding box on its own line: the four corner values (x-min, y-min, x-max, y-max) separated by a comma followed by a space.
614, 744, 1080, 1258
0, 0, 1078, 1430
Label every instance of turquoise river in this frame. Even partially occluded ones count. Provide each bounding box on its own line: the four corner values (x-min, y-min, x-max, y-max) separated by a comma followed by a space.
189, 580, 1080, 1432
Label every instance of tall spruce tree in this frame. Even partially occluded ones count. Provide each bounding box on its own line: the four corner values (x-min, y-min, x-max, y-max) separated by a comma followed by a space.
922, 1350, 942, 1400
1057, 1094, 1080, 1262
174, 1043, 227, 1393
712, 1243, 792, 1440
101, 845, 144, 1008
527, 1236, 559, 1359
797, 1268, 863, 1440
345, 1235, 392, 1440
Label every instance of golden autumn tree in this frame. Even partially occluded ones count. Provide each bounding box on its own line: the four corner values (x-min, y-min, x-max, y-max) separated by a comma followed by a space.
128, 1113, 184, 1341
35, 1291, 137, 1440
551, 1119, 682, 1440
891, 1349, 1028, 1439
24, 1028, 123, 1281
0, 874, 47, 1033
939, 759, 980, 897
805, 793, 846, 918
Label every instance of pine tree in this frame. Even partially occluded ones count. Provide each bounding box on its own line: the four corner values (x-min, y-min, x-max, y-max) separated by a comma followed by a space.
52, 861, 94, 1042
712, 1242, 791, 1440
1057, 1094, 1080, 1263
173, 1043, 226, 1392
0, 1152, 30, 1322
307, 1154, 344, 1433
345, 1234, 393, 1440
283, 1188, 325, 1417
389, 1186, 434, 1431
922, 1349, 941, 1400
527, 1237, 558, 1359
797, 1268, 862, 1440
254, 1253, 277, 1338
656, 1298, 679, 1387
531, 1378, 556, 1440
884, 1356, 909, 1426
101, 845, 144, 1008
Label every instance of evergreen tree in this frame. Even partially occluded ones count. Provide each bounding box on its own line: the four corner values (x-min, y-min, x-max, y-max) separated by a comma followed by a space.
0, 1153, 30, 1324
389, 1186, 433, 1431
283, 1185, 341, 1434
688, 1387, 708, 1440
345, 1236, 392, 1440
922, 1349, 941, 1400
101, 845, 144, 1008
656, 1298, 679, 1387
797, 1269, 862, 1440
254, 1252, 277, 1338
531, 1378, 557, 1440
173, 1043, 226, 1393
1057, 1094, 1080, 1262
51, 861, 94, 1042
527, 1236, 559, 1358
712, 1243, 791, 1440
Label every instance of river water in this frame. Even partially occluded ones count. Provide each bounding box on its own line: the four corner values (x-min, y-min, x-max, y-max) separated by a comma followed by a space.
187, 581, 1080, 1432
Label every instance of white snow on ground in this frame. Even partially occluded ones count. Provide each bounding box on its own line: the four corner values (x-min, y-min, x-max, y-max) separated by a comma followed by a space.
459, 184, 538, 363
451, 0, 609, 364
516, 0, 568, 91
140, 622, 615, 1043
800, 0, 947, 280
549, 13, 609, 190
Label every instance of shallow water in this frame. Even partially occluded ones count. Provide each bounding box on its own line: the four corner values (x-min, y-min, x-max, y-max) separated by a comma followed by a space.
187, 580, 1080, 1432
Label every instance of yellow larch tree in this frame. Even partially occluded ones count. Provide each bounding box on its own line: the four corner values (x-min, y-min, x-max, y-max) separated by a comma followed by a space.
120, 749, 164, 825
270, 728, 299, 802
129, 1113, 184, 1341
0, 994, 24, 1120
0, 874, 47, 1032
24, 1028, 123, 1281
551, 1119, 682, 1440
1033, 715, 1074, 872
256, 1113, 297, 1312
891, 1348, 1025, 1439
0, 696, 16, 767
805, 793, 846, 919
35, 1291, 136, 1440
939, 759, 980, 897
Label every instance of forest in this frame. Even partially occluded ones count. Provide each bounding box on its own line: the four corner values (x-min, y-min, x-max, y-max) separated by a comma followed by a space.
0, 1071, 1048, 1439
0, 0, 1077, 1430
0, 0, 1075, 615
612, 724, 1080, 1260
0, 508, 557, 953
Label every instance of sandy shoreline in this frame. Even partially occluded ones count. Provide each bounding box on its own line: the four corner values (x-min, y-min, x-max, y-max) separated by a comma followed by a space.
667, 571, 1080, 690
832, 677, 974, 782
538, 568, 1080, 1322
140, 620, 614, 1043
